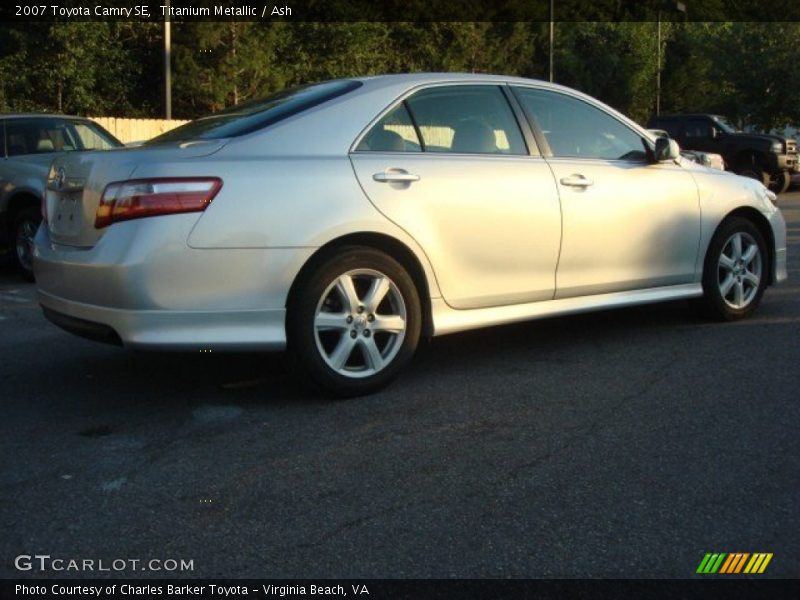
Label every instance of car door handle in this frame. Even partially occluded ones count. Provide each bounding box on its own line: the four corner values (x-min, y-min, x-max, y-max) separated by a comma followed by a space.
373, 170, 420, 183
560, 175, 594, 188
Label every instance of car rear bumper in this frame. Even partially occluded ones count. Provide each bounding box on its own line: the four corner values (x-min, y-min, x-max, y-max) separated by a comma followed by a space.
32, 215, 312, 350
38, 290, 287, 350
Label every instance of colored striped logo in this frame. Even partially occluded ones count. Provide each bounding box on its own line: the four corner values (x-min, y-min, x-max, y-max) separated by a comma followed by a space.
696, 553, 773, 574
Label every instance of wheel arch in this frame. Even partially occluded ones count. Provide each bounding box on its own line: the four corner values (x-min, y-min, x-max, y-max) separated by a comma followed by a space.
286, 232, 435, 337
5, 190, 41, 236
713, 207, 776, 285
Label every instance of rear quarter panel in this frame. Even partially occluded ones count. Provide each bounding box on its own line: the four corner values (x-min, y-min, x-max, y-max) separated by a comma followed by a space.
131, 152, 443, 299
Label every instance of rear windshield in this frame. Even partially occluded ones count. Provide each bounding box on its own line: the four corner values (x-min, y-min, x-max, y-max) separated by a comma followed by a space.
711, 115, 738, 133
146, 80, 363, 145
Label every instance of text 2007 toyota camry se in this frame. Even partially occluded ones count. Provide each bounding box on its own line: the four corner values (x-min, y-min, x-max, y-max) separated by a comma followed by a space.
34, 74, 787, 397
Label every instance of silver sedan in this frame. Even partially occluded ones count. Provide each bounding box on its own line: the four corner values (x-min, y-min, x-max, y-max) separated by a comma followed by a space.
34, 74, 788, 396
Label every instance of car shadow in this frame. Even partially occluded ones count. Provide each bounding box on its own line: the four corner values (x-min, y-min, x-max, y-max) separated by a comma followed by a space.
21, 296, 707, 412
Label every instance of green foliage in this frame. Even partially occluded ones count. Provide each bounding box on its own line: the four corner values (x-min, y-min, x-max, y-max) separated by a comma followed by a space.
554, 22, 659, 123
660, 22, 800, 130
0, 22, 158, 116
172, 22, 289, 115
0, 21, 798, 131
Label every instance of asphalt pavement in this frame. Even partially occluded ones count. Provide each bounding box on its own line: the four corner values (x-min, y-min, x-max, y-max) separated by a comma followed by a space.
1, 192, 799, 579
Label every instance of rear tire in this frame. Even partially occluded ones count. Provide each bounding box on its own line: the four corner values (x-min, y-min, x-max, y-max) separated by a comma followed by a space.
736, 163, 770, 188
287, 246, 422, 398
768, 170, 791, 194
699, 217, 768, 321
12, 206, 40, 282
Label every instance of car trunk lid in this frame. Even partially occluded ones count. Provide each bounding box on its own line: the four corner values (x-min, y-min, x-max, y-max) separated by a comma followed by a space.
45, 141, 225, 247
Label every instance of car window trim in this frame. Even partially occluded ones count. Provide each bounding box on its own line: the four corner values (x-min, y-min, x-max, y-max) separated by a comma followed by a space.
509, 84, 654, 164
501, 85, 539, 157
402, 99, 426, 152
508, 86, 553, 157
350, 81, 538, 158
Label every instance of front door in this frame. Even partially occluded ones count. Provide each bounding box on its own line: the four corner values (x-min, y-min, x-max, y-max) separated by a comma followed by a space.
511, 86, 701, 299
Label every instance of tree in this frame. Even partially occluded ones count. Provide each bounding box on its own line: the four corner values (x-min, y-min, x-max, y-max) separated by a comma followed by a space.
172, 22, 290, 117
554, 22, 658, 123
0, 22, 156, 116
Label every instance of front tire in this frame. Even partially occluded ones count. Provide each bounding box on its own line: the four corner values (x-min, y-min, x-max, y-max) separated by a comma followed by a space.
287, 246, 422, 397
12, 206, 40, 282
699, 217, 768, 321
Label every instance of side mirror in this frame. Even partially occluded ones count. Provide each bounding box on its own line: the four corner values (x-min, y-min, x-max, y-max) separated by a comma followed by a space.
654, 137, 680, 161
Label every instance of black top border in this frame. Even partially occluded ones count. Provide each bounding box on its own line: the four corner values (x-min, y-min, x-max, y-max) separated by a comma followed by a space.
3, 0, 800, 22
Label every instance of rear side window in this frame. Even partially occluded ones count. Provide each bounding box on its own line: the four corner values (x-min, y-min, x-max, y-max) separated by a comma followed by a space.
72, 122, 119, 150
356, 104, 421, 152
148, 80, 363, 144
5, 118, 120, 156
404, 85, 527, 155
684, 119, 711, 139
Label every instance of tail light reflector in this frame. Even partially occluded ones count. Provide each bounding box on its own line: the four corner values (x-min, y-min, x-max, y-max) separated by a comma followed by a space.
95, 178, 222, 229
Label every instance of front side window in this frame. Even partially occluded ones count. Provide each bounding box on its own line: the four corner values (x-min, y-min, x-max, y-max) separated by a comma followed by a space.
513, 87, 647, 161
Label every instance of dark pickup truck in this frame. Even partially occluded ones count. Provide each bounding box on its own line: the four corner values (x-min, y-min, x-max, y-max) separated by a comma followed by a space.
648, 114, 798, 194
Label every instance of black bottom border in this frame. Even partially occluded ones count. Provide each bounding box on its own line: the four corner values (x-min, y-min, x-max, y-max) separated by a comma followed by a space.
3, 579, 800, 600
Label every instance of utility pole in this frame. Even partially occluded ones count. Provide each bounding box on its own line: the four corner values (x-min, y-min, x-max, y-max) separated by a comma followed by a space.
656, 11, 661, 116
656, 2, 686, 117
164, 0, 172, 120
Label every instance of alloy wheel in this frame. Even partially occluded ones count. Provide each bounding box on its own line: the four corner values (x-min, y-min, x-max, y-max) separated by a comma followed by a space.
15, 218, 37, 273
313, 269, 407, 378
717, 231, 762, 310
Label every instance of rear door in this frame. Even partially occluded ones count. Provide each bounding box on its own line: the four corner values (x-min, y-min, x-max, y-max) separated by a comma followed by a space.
350, 83, 562, 310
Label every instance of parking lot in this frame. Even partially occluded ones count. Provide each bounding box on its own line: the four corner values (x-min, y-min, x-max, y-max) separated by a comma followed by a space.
1, 192, 798, 579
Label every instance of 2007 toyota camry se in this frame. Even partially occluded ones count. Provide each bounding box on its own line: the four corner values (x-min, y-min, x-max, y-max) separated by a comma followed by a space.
34, 73, 787, 397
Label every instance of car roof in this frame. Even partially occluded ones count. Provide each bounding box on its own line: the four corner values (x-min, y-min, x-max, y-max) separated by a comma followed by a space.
652, 114, 725, 120
0, 113, 92, 121
352, 72, 575, 93
221, 72, 657, 156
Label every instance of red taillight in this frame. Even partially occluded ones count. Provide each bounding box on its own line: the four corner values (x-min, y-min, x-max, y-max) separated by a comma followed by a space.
95, 178, 222, 229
